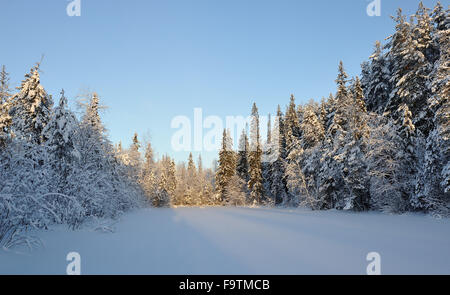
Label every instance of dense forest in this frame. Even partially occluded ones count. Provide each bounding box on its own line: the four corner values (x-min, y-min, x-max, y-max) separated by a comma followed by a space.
0, 2, 448, 248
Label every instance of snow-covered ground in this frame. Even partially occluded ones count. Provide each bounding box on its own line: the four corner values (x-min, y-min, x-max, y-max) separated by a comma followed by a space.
0, 207, 449, 274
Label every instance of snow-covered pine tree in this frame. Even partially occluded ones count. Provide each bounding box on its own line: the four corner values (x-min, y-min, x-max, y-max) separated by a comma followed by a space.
248, 103, 263, 205
128, 132, 142, 171
140, 142, 157, 203
317, 62, 352, 209
236, 128, 250, 200
301, 100, 324, 150
42, 89, 80, 191
318, 97, 328, 129
385, 7, 433, 136
284, 94, 301, 150
195, 154, 213, 205
9, 64, 53, 144
215, 129, 236, 204
155, 161, 171, 207
0, 66, 12, 147
185, 152, 198, 205
224, 174, 247, 206
367, 115, 408, 212
236, 128, 249, 181
155, 155, 175, 207
339, 77, 370, 211
361, 41, 391, 114
285, 135, 306, 207
412, 15, 450, 215
187, 152, 196, 181
262, 113, 273, 204
322, 93, 336, 133
284, 101, 320, 208
167, 158, 177, 199
268, 105, 288, 205
71, 92, 143, 218
393, 104, 418, 211
0, 66, 11, 104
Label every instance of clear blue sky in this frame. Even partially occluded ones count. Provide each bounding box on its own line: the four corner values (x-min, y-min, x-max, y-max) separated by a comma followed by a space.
0, 0, 441, 167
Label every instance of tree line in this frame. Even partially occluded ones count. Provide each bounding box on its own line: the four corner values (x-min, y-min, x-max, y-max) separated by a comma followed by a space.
213, 2, 449, 215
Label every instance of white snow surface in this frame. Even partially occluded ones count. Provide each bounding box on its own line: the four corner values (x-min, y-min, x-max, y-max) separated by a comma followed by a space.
0, 207, 449, 274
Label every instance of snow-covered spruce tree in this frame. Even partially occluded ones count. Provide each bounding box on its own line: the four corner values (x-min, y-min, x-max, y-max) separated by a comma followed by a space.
215, 129, 236, 204
268, 105, 288, 205
125, 132, 142, 183
385, 7, 433, 136
318, 97, 328, 129
316, 61, 351, 209
224, 174, 247, 206
154, 155, 173, 207
187, 152, 196, 183
412, 17, 450, 215
285, 135, 307, 207
262, 113, 273, 204
173, 161, 186, 205
236, 128, 249, 181
366, 115, 408, 212
236, 128, 250, 201
283, 95, 302, 205
392, 104, 419, 211
0, 65, 11, 104
322, 93, 336, 133
301, 100, 324, 150
0, 66, 12, 147
42, 89, 80, 193
361, 41, 391, 114
291, 100, 325, 209
339, 77, 370, 211
413, 2, 435, 63
185, 152, 198, 205
195, 154, 214, 205
9, 64, 53, 145
284, 94, 301, 150
167, 158, 177, 201
248, 103, 264, 205
140, 142, 157, 204
70, 92, 143, 219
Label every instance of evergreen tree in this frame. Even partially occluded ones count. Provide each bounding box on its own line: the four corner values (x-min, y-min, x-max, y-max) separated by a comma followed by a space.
141, 142, 157, 203
386, 8, 433, 136
187, 152, 196, 181
248, 103, 263, 204
9, 64, 53, 144
317, 62, 352, 209
0, 66, 12, 147
236, 128, 249, 181
412, 17, 450, 214
367, 116, 409, 212
0, 65, 11, 104
284, 94, 301, 149
42, 89, 79, 191
215, 129, 236, 203
128, 132, 141, 170
361, 41, 391, 114
301, 100, 324, 149
269, 105, 288, 205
